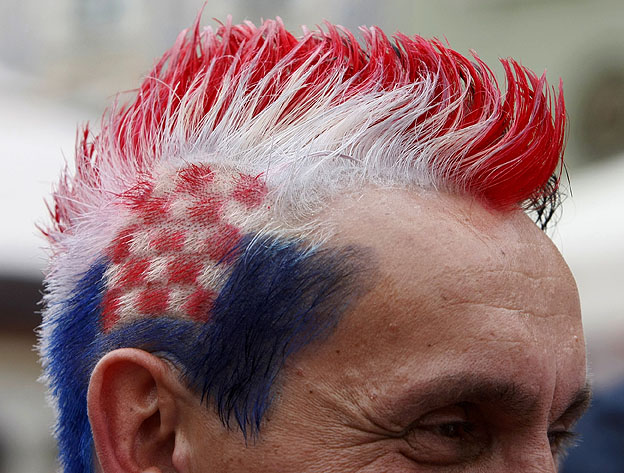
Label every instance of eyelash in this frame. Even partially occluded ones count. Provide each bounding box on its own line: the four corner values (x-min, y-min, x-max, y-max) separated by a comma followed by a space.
548, 430, 580, 456
430, 423, 580, 454
401, 405, 490, 465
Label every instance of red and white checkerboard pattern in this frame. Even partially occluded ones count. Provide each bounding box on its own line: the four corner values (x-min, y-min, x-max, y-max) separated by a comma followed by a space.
101, 164, 268, 332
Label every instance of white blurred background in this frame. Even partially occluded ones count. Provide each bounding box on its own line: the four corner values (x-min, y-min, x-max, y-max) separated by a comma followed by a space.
0, 1, 622, 471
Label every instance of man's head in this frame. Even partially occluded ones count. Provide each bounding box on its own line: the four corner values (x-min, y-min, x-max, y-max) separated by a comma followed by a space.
40, 16, 586, 473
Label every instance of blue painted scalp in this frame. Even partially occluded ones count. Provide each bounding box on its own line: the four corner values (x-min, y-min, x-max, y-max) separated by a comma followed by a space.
191, 235, 367, 435
44, 233, 368, 473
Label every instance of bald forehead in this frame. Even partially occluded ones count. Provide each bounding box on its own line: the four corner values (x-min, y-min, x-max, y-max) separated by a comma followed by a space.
321, 187, 583, 338
300, 187, 585, 430
327, 187, 570, 280
331, 187, 535, 240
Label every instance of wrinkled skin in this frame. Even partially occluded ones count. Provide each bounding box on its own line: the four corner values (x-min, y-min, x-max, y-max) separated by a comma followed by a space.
90, 188, 588, 472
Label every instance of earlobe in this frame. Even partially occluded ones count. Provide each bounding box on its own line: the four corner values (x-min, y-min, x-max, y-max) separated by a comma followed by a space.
87, 348, 188, 473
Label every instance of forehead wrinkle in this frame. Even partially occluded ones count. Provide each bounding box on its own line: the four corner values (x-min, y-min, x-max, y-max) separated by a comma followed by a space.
439, 299, 575, 321
476, 267, 566, 282
419, 262, 579, 320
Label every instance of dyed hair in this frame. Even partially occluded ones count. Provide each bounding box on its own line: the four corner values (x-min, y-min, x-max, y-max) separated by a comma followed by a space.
40, 15, 566, 473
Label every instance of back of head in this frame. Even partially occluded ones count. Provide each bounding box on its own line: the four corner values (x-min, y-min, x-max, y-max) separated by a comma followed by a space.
39, 15, 566, 473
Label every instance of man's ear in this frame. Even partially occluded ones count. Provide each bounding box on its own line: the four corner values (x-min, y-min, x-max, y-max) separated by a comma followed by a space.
87, 348, 193, 473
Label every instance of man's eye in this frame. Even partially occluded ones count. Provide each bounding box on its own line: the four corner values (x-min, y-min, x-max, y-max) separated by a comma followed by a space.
433, 421, 476, 439
548, 430, 579, 458
401, 404, 490, 465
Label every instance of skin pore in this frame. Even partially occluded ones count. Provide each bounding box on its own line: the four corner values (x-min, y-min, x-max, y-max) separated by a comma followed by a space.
88, 187, 588, 472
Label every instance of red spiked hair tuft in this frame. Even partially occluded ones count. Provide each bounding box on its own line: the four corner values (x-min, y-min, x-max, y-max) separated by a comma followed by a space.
49, 16, 566, 241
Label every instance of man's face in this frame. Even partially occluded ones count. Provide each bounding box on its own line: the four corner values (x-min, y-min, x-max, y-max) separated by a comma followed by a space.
187, 188, 588, 472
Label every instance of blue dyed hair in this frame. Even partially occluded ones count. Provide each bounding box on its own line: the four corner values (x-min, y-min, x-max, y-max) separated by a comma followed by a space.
43, 234, 367, 473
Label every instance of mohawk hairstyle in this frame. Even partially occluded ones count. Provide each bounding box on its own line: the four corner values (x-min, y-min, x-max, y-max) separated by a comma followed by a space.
40, 14, 567, 473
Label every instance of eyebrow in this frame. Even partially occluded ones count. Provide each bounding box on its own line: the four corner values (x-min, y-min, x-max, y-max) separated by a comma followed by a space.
409, 375, 541, 416
558, 382, 592, 424
384, 375, 592, 427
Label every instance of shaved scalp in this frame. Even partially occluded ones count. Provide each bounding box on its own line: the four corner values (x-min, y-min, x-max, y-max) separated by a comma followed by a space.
40, 14, 567, 473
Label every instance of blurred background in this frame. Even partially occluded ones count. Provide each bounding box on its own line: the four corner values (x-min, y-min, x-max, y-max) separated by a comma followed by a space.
0, 1, 622, 471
